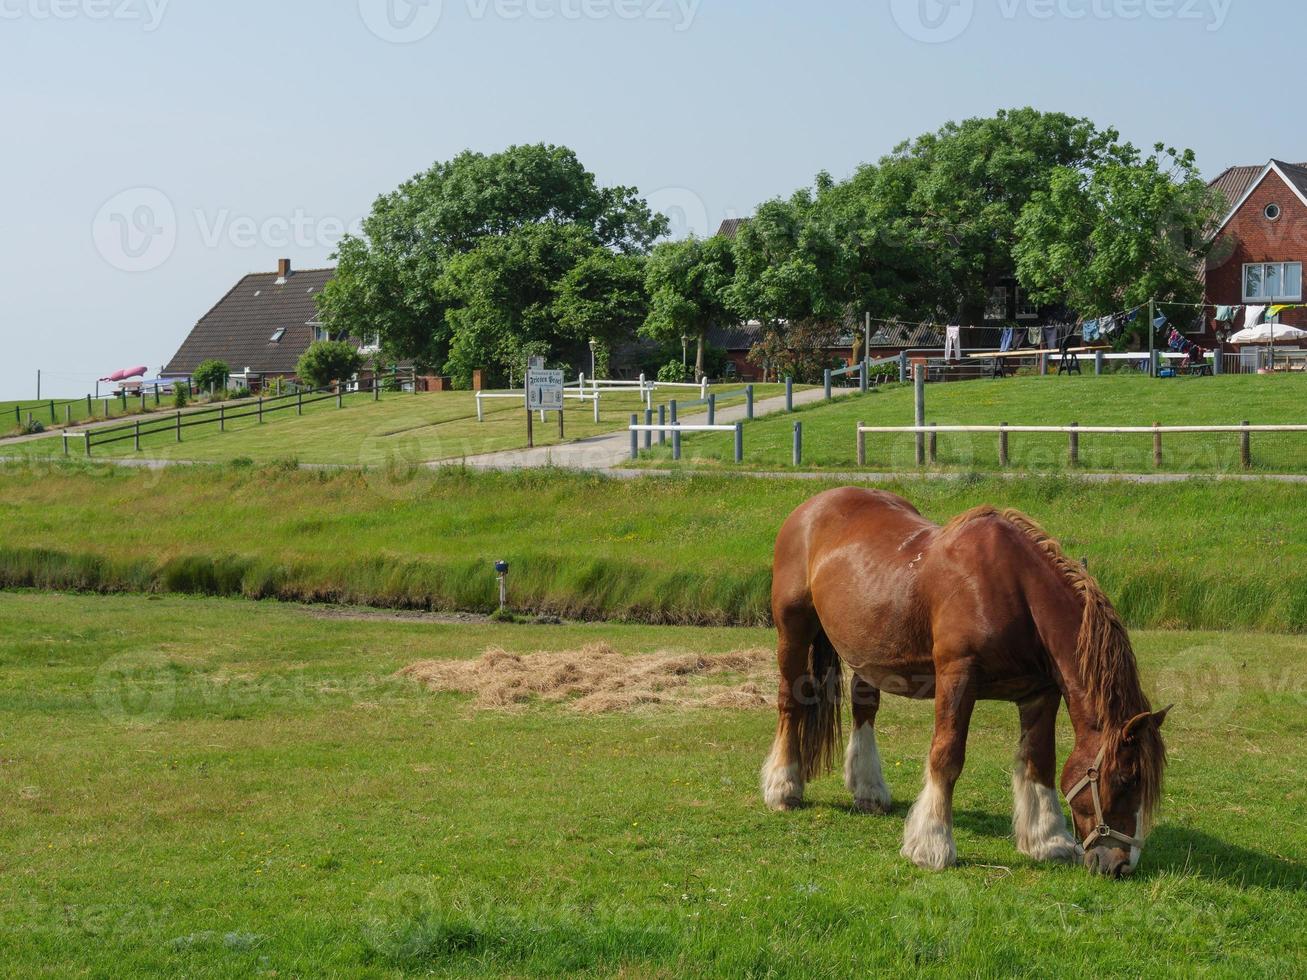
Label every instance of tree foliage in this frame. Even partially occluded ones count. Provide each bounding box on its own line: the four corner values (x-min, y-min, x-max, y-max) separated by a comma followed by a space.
318, 144, 667, 387
192, 359, 229, 392
296, 341, 364, 389
642, 235, 735, 380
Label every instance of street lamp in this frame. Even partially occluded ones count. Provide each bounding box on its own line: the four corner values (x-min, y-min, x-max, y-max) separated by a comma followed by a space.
588, 337, 597, 380
681, 334, 690, 370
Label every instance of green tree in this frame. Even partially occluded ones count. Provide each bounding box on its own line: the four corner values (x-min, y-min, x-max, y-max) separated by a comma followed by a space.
553, 249, 648, 378
642, 234, 735, 381
296, 341, 364, 389
1014, 144, 1220, 333
191, 359, 229, 393
318, 144, 667, 386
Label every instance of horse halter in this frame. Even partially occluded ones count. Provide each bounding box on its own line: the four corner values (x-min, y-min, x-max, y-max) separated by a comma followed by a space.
1064, 745, 1144, 852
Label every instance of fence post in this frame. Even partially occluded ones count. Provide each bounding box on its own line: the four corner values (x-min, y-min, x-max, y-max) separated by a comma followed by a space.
176, 411, 182, 443
999, 423, 1009, 468
63, 434, 69, 457
746, 384, 754, 420
85, 432, 91, 457
1069, 422, 1079, 466
86, 394, 92, 415
476, 394, 484, 423
929, 422, 938, 464
1153, 422, 1162, 469
336, 385, 343, 409
104, 399, 111, 418
899, 352, 908, 383
49, 400, 55, 423
707, 393, 716, 426
140, 391, 146, 413
1095, 351, 1104, 376
134, 420, 140, 453
630, 414, 639, 460
1213, 350, 1223, 376
13, 405, 18, 426
643, 408, 653, 450
794, 420, 802, 467
824, 369, 832, 401
1241, 420, 1251, 469
374, 376, 380, 401
670, 399, 678, 427
857, 422, 866, 467
914, 365, 926, 466
220, 404, 226, 432
658, 404, 666, 445
672, 425, 682, 461
65, 405, 71, 425
785, 376, 793, 412
1039, 353, 1049, 376
258, 396, 264, 423
297, 390, 303, 416
734, 422, 743, 464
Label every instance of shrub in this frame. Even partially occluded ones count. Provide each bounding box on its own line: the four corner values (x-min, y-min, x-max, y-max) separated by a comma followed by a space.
226, 386, 252, 400
297, 341, 364, 389
20, 418, 44, 435
657, 361, 689, 383
173, 383, 190, 409
192, 359, 229, 393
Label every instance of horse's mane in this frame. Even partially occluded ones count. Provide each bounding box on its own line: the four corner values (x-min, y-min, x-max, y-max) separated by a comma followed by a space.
947, 506, 1165, 826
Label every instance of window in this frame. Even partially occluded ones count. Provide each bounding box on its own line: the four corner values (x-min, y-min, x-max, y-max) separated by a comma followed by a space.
1244, 262, 1303, 302
1016, 288, 1039, 320
359, 331, 381, 352
985, 286, 1010, 321
1264, 203, 1282, 221
313, 325, 333, 342
269, 328, 286, 343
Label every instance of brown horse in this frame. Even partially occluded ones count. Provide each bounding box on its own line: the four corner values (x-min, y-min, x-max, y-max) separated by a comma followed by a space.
762, 488, 1168, 877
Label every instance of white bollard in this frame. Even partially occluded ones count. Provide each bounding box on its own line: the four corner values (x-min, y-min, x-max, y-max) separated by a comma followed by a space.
700, 377, 709, 400
593, 391, 600, 423
476, 393, 484, 422
578, 373, 586, 401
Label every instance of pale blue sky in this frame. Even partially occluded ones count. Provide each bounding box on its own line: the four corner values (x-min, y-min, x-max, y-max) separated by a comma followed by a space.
1, 0, 1299, 396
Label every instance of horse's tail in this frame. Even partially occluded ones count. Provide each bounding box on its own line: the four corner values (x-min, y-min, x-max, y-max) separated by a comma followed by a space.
797, 627, 843, 781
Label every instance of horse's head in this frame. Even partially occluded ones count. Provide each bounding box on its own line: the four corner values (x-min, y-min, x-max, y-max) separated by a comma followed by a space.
1063, 706, 1170, 878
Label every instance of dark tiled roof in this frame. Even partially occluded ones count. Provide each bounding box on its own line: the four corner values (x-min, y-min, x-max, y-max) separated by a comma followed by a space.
1273, 159, 1307, 200
1208, 160, 1307, 212
715, 218, 749, 239
163, 267, 336, 376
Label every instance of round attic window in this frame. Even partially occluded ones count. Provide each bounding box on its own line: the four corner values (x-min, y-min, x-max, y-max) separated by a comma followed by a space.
1265, 203, 1282, 221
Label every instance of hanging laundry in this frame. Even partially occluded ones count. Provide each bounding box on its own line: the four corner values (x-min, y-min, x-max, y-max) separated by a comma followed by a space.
1168, 328, 1185, 352
1214, 305, 1240, 323
1101, 314, 1122, 337
1042, 326, 1059, 350
999, 326, 1015, 353
944, 325, 962, 361
1127, 309, 1140, 323
1153, 314, 1168, 332
1083, 319, 1101, 342
1268, 304, 1297, 318
1244, 305, 1266, 329
1027, 326, 1041, 347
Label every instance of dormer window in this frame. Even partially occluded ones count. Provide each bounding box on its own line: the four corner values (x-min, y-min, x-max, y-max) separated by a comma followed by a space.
313, 325, 333, 342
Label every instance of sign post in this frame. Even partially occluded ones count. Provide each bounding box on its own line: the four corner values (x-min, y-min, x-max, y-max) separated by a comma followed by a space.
525, 358, 564, 448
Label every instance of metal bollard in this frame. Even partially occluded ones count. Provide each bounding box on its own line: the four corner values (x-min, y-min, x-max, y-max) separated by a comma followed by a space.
658, 404, 666, 445
860, 360, 868, 393
669, 399, 678, 426
824, 369, 832, 401
929, 423, 938, 464
134, 420, 140, 453
707, 394, 716, 426
734, 422, 743, 464
644, 408, 652, 450
476, 395, 484, 423
1153, 422, 1163, 468
793, 420, 802, 467
1241, 420, 1251, 469
1069, 422, 1079, 466
785, 376, 793, 412
630, 414, 639, 460
999, 423, 1010, 468
1095, 351, 1104, 376
593, 392, 600, 424
857, 422, 866, 467
746, 385, 754, 420
672, 425, 681, 461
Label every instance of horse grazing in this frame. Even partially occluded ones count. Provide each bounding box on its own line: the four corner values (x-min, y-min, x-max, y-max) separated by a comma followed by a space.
762, 488, 1168, 877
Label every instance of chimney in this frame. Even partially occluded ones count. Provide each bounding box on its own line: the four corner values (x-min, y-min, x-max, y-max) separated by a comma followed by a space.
276, 258, 291, 283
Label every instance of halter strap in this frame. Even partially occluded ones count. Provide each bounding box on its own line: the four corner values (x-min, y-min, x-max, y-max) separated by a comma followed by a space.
1064, 745, 1144, 852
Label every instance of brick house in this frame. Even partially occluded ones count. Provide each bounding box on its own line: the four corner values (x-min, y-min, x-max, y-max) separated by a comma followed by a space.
1205, 160, 1307, 343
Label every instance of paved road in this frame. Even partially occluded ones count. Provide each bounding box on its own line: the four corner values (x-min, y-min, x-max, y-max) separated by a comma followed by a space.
447, 385, 842, 471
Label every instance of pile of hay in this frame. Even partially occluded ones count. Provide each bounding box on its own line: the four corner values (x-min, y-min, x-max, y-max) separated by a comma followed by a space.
399, 642, 775, 714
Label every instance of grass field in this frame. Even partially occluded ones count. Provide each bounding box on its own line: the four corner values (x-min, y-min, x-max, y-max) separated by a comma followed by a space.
1, 591, 1302, 976
1, 393, 184, 434
636, 374, 1307, 474
3, 463, 1307, 632
5, 385, 792, 465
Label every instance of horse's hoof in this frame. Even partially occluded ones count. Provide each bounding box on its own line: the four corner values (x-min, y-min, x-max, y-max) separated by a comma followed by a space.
854, 798, 891, 815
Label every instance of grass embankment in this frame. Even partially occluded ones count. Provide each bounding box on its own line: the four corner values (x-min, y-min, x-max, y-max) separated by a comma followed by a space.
636, 374, 1307, 473
7, 384, 791, 465
1, 592, 1303, 976
3, 462, 1306, 631
2, 393, 196, 435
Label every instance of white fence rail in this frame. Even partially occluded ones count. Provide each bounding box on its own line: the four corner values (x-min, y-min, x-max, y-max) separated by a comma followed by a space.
854, 421, 1306, 469
629, 419, 744, 462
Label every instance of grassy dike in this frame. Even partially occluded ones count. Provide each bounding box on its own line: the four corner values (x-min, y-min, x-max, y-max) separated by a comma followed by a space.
2, 460, 1305, 631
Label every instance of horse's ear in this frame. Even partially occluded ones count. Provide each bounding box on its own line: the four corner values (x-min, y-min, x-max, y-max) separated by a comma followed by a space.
1124, 710, 1156, 741
1152, 704, 1174, 728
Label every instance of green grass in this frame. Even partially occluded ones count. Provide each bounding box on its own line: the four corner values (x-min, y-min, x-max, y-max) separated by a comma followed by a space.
7, 385, 791, 465
636, 374, 1307, 473
1, 591, 1303, 976
4, 462, 1307, 631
